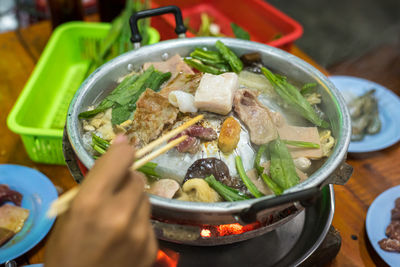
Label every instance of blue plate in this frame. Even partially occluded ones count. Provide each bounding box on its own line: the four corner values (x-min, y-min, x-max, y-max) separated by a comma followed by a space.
0, 165, 57, 264
330, 75, 400, 153
366, 185, 400, 266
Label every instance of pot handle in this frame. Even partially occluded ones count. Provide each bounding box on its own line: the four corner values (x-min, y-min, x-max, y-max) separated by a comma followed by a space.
130, 5, 187, 49
236, 187, 321, 224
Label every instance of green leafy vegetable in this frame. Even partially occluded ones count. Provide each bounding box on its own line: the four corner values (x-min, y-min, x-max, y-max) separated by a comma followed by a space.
254, 144, 268, 175
300, 82, 317, 95
114, 66, 155, 106
261, 67, 329, 128
190, 48, 226, 64
91, 133, 158, 177
184, 58, 224, 75
282, 140, 320, 149
137, 162, 159, 177
205, 175, 249, 201
231, 23, 250, 40
85, 0, 151, 78
254, 145, 283, 195
215, 40, 243, 73
269, 139, 300, 190
78, 74, 139, 119
235, 156, 264, 198
261, 173, 283, 195
149, 72, 172, 92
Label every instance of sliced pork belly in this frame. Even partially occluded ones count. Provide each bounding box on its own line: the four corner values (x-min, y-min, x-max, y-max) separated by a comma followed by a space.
195, 73, 238, 115
128, 89, 179, 144
143, 54, 194, 75
233, 89, 277, 145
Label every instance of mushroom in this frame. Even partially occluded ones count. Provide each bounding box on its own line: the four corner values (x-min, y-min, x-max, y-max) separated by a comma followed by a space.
177, 178, 222, 202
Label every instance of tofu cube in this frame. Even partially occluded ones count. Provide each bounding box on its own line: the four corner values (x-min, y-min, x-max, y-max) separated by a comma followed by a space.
194, 72, 238, 115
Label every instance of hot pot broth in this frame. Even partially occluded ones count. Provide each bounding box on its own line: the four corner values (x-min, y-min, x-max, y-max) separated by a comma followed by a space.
78, 41, 335, 202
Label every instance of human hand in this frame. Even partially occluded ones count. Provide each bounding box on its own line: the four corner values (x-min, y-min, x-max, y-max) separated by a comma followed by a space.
45, 135, 157, 267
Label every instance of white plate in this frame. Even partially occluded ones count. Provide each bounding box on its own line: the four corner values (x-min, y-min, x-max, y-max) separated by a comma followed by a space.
330, 75, 400, 153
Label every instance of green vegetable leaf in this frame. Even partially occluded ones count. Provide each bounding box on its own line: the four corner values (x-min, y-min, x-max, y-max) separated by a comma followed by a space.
261, 67, 329, 128
269, 139, 300, 190
184, 58, 224, 75
300, 82, 317, 95
282, 140, 320, 149
111, 103, 133, 125
205, 175, 249, 201
231, 23, 250, 40
215, 40, 243, 73
235, 156, 264, 198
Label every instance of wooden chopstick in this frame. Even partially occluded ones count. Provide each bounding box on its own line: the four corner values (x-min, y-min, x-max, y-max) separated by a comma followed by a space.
47, 135, 188, 218
47, 115, 203, 218
135, 114, 203, 158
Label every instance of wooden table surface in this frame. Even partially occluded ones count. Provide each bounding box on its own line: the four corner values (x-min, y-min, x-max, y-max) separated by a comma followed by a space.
1, 19, 399, 266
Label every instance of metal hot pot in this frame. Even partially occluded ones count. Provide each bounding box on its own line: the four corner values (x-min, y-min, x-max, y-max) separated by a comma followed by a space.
66, 6, 352, 227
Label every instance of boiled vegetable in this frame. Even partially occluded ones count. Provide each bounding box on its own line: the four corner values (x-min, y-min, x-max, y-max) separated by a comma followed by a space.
261, 67, 329, 128
269, 138, 300, 190
215, 40, 243, 73
235, 156, 264, 198
254, 145, 283, 195
184, 58, 224, 75
178, 178, 221, 202
254, 144, 267, 175
91, 133, 158, 177
205, 175, 249, 201
282, 140, 320, 149
85, 0, 151, 78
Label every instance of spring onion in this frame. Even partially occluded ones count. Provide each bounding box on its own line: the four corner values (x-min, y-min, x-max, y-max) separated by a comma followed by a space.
261, 66, 329, 128
205, 175, 249, 201
235, 156, 264, 198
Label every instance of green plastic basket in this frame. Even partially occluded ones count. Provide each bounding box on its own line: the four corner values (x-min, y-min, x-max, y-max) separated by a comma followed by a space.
7, 22, 160, 165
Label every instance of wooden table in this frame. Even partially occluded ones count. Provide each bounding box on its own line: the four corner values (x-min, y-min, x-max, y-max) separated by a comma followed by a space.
1, 19, 399, 266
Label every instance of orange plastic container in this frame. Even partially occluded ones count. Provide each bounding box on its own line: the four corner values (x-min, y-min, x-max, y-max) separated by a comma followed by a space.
150, 0, 303, 51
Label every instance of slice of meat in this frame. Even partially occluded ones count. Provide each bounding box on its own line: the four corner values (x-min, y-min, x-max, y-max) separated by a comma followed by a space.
159, 72, 202, 98
0, 204, 29, 234
395, 197, 400, 208
379, 238, 400, 252
185, 125, 217, 141
128, 89, 179, 144
272, 112, 324, 159
195, 73, 238, 115
143, 54, 194, 75
0, 227, 15, 246
147, 179, 180, 199
0, 185, 22, 206
386, 220, 400, 241
169, 125, 217, 154
176, 135, 200, 154
392, 207, 400, 221
233, 89, 277, 145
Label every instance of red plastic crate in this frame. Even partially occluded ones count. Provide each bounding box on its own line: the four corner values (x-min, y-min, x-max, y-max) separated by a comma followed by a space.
150, 0, 303, 50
